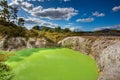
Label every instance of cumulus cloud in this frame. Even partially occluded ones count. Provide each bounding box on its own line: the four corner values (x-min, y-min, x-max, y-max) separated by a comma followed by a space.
76, 18, 94, 22
9, 0, 21, 8
31, 7, 78, 20
9, 0, 33, 10
31, 6, 43, 12
24, 17, 58, 28
112, 6, 120, 12
21, 2, 34, 11
9, 0, 42, 12
9, 0, 77, 20
94, 24, 120, 31
92, 11, 105, 17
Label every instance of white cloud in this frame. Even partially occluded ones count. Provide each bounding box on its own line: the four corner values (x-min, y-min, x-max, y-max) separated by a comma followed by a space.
31, 6, 43, 12
92, 11, 105, 17
64, 23, 82, 32
9, 0, 21, 8
64, 0, 70, 2
9, 1, 32, 10
94, 24, 120, 31
67, 26, 82, 32
68, 23, 73, 25
9, 0, 41, 12
76, 18, 94, 22
24, 17, 58, 28
21, 2, 34, 12
31, 7, 78, 20
112, 6, 120, 12
9, 0, 77, 20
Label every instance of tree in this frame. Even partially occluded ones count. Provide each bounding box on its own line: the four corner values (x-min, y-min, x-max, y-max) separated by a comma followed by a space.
32, 25, 40, 30
0, 0, 10, 21
0, 0, 20, 24
41, 26, 51, 31
9, 7, 19, 24
0, 0, 8, 8
63, 28, 71, 32
3, 8, 10, 21
54, 26, 61, 32
18, 18, 25, 26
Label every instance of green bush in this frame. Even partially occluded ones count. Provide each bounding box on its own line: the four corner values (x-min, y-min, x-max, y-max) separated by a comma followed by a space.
0, 62, 13, 80
0, 53, 14, 80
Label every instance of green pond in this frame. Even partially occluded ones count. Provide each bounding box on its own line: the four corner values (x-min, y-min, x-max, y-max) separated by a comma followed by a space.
7, 48, 98, 80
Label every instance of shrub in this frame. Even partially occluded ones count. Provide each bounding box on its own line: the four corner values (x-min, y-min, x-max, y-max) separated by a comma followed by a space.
0, 52, 14, 80
0, 62, 13, 80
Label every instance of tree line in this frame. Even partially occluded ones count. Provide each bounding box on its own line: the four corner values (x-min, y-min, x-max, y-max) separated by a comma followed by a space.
32, 25, 72, 33
0, 0, 24, 26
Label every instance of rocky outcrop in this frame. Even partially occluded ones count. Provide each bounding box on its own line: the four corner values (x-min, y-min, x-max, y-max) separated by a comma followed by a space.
58, 36, 120, 80
0, 37, 46, 51
0, 36, 120, 80
26, 38, 46, 48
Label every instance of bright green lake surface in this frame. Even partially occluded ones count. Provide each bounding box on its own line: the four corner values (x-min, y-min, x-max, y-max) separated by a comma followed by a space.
7, 48, 98, 80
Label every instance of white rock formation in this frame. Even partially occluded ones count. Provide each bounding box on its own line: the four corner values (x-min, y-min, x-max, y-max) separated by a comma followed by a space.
58, 36, 120, 80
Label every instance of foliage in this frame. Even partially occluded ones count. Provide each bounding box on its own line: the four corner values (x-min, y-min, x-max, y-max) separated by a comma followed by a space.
18, 18, 24, 26
9, 7, 18, 24
63, 28, 71, 32
54, 26, 61, 32
32, 25, 40, 30
41, 26, 52, 31
0, 0, 9, 21
0, 63, 13, 80
0, 0, 24, 26
0, 24, 26, 38
32, 26, 72, 33
0, 51, 14, 80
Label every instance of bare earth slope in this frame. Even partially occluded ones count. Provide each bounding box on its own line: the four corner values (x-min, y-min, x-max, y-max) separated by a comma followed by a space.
58, 36, 120, 80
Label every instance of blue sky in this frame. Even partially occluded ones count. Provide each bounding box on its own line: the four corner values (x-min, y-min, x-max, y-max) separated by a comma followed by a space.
8, 0, 120, 31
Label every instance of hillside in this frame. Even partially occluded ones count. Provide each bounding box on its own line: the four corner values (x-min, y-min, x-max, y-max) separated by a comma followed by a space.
58, 36, 120, 80
0, 24, 72, 50
0, 23, 120, 51
0, 0, 120, 80
0, 24, 120, 80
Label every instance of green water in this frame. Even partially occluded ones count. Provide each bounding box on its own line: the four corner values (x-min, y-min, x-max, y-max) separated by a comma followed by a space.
7, 48, 98, 80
